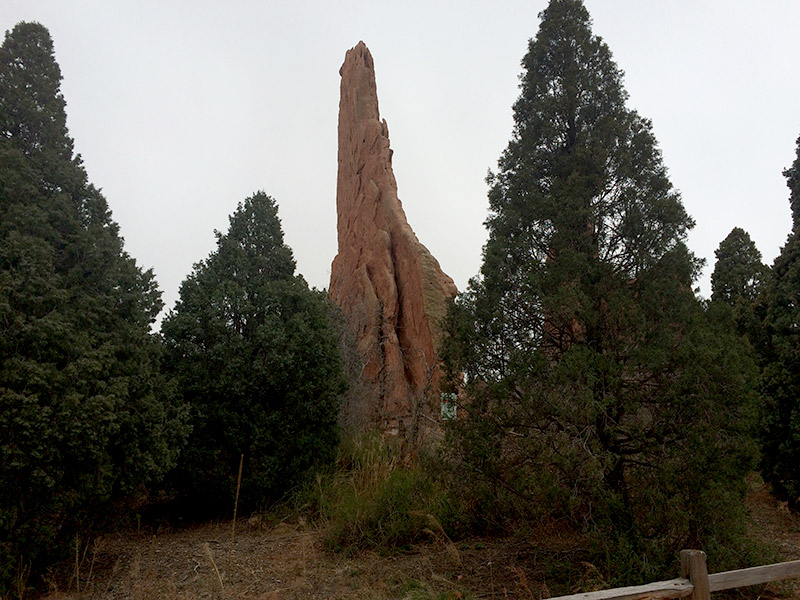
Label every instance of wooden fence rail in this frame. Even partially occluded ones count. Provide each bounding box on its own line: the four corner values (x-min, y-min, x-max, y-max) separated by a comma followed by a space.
550, 549, 800, 600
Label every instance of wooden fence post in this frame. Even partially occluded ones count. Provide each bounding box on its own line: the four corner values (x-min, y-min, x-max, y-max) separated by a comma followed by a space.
681, 549, 711, 600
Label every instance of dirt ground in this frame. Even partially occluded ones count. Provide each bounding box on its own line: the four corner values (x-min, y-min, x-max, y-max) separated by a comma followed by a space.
41, 519, 559, 600
743, 476, 800, 598
39, 478, 800, 600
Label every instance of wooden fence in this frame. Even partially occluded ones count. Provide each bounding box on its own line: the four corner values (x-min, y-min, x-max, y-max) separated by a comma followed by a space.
551, 549, 800, 600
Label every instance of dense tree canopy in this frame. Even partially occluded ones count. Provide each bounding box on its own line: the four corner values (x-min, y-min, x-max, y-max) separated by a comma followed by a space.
760, 135, 800, 505
0, 22, 185, 590
444, 0, 757, 581
162, 192, 345, 514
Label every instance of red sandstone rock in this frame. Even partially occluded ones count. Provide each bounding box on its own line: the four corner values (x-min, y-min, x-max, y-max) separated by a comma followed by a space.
330, 41, 457, 436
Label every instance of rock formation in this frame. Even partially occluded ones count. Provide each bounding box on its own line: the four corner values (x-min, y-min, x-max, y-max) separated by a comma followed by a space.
330, 41, 458, 436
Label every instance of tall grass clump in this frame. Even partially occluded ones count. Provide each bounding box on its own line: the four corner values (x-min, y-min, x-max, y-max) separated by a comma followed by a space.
298, 433, 462, 555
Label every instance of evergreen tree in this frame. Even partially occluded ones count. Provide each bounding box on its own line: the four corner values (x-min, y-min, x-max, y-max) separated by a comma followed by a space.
0, 22, 185, 590
787, 134, 800, 231
709, 227, 769, 345
162, 192, 345, 514
0, 21, 72, 163
444, 0, 757, 581
711, 228, 768, 305
760, 135, 800, 505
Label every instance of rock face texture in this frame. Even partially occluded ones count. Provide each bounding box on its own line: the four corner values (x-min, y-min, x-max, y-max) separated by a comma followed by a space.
330, 42, 458, 436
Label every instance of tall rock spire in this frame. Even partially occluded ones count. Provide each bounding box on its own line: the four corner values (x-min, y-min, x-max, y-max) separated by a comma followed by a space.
330, 41, 457, 437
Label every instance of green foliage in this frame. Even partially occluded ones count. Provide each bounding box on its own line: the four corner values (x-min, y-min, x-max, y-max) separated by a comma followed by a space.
711, 227, 768, 306
760, 135, 800, 505
390, 578, 468, 600
162, 192, 345, 513
787, 134, 800, 231
443, 0, 758, 581
708, 227, 768, 381
316, 434, 428, 554
0, 22, 186, 592
297, 434, 461, 556
0, 22, 72, 163
325, 466, 429, 554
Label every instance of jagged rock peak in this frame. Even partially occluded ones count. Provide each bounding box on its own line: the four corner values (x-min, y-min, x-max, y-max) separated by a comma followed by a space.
330, 42, 457, 438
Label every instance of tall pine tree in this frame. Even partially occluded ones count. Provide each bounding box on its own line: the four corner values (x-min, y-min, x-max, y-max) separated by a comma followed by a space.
760, 134, 800, 505
444, 0, 757, 582
0, 22, 186, 589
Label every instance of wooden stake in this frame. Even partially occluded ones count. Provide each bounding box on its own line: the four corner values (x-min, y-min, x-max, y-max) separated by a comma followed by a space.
229, 453, 244, 572
681, 549, 711, 600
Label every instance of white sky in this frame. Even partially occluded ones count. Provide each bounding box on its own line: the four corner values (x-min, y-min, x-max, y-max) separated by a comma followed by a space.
2, 1, 799, 322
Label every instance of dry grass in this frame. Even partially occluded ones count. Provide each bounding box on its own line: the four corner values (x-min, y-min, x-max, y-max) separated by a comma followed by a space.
743, 474, 800, 599
33, 475, 800, 600
38, 517, 552, 600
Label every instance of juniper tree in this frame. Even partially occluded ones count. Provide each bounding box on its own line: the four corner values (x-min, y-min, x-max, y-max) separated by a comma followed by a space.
444, 0, 758, 581
162, 192, 345, 514
760, 135, 800, 505
711, 228, 768, 305
0, 22, 185, 590
709, 227, 769, 345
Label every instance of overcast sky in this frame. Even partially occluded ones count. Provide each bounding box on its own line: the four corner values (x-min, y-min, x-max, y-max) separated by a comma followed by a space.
3, 1, 799, 322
